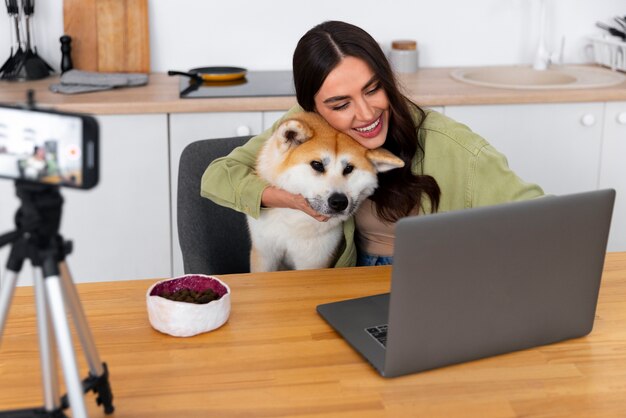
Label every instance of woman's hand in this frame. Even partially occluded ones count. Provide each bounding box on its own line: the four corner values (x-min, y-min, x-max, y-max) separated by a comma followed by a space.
261, 186, 329, 222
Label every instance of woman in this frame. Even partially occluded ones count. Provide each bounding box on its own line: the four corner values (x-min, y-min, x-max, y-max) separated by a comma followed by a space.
201, 21, 544, 267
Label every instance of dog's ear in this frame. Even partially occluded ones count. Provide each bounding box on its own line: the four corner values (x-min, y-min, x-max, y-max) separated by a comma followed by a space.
275, 118, 314, 151
366, 148, 405, 173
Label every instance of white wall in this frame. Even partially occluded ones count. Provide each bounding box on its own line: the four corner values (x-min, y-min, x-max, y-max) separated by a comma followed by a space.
0, 0, 624, 74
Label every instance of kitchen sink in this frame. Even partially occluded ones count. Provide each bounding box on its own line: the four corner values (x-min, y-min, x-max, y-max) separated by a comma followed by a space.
450, 65, 625, 90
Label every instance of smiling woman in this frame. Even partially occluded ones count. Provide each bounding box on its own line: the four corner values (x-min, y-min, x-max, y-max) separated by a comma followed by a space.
313, 57, 390, 149
200, 20, 545, 269
289, 22, 441, 231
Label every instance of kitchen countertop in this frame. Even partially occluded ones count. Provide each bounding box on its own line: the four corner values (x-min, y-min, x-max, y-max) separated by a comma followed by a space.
1, 66, 626, 115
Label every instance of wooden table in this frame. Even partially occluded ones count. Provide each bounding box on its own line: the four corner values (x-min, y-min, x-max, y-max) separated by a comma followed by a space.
2, 252, 626, 417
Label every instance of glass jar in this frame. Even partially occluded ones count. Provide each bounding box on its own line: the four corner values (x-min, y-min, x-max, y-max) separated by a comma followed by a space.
389, 40, 418, 73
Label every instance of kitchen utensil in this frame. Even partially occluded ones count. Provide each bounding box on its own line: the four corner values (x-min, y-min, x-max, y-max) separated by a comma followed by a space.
0, 0, 23, 78
1, 0, 52, 80
63, 0, 150, 73
21, 0, 54, 79
596, 21, 626, 41
168, 66, 247, 82
1, 11, 11, 73
178, 76, 247, 96
0, 0, 15, 73
615, 16, 626, 31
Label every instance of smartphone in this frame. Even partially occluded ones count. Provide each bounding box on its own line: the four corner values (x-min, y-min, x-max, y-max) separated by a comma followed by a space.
0, 104, 99, 189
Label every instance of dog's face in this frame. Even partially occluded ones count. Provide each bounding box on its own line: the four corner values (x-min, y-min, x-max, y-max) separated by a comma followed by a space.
257, 112, 404, 220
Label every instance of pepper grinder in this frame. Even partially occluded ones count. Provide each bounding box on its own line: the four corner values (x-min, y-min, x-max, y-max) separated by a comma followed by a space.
60, 35, 73, 73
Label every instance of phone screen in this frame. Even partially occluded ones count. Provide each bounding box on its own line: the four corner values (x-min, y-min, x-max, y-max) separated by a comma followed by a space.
0, 106, 98, 189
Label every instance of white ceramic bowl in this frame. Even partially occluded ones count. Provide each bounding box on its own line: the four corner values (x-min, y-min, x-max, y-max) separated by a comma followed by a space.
146, 274, 231, 337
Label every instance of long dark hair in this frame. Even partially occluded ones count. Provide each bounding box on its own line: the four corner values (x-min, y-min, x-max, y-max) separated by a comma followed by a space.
292, 21, 440, 222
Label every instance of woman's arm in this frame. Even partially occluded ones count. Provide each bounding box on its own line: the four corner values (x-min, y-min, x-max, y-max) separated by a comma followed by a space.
470, 143, 545, 207
200, 129, 271, 218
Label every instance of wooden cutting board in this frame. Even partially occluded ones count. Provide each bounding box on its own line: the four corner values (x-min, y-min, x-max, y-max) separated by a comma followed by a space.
63, 0, 150, 73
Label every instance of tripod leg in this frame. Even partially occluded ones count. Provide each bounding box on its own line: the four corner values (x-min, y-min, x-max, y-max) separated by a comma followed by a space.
0, 238, 28, 339
42, 258, 89, 418
58, 262, 104, 376
59, 261, 115, 414
34, 268, 62, 412
0, 270, 19, 340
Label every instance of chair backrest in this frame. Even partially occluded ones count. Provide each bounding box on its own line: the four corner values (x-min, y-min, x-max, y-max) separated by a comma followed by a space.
177, 136, 252, 275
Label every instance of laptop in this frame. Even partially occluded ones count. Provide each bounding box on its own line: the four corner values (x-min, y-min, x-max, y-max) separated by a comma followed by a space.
317, 189, 615, 378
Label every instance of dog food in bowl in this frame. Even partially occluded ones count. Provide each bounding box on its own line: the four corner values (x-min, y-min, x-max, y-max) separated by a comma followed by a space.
146, 275, 230, 337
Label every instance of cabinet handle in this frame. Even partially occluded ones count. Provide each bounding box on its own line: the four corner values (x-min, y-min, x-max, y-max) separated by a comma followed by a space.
236, 125, 251, 136
617, 112, 626, 125
580, 114, 596, 127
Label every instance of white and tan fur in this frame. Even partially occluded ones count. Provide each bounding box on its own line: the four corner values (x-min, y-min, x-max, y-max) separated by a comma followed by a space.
247, 112, 404, 272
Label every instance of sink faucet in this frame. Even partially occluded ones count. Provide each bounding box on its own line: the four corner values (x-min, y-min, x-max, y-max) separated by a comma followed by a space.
533, 0, 551, 70
532, 0, 564, 70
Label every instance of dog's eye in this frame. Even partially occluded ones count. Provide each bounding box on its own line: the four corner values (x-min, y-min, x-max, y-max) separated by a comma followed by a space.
310, 161, 325, 173
343, 164, 354, 175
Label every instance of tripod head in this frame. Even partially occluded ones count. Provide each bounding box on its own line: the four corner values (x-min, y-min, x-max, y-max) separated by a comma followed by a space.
0, 180, 71, 271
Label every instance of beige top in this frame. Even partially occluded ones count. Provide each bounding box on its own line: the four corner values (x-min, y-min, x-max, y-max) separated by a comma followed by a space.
355, 199, 423, 257
354, 199, 396, 257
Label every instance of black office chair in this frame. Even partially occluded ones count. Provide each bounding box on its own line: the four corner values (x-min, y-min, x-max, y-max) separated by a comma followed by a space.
177, 136, 252, 275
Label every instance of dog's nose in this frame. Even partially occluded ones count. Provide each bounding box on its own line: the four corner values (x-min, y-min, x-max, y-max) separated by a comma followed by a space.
328, 193, 349, 212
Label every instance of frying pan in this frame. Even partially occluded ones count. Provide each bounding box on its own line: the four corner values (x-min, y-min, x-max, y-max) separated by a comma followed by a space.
168, 66, 247, 82
179, 76, 247, 96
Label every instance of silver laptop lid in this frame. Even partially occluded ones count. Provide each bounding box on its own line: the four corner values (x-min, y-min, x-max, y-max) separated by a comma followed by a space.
384, 189, 615, 377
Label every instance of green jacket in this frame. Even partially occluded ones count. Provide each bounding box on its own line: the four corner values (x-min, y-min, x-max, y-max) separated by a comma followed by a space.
201, 105, 544, 267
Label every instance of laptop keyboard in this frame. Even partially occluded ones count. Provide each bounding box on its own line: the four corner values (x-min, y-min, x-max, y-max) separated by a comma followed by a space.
365, 324, 388, 348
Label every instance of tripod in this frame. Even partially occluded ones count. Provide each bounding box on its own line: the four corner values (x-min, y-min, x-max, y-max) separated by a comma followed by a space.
0, 181, 114, 418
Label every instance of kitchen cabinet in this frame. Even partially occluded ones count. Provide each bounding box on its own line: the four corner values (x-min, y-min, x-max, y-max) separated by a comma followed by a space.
3, 69, 625, 285
599, 102, 626, 251
445, 102, 626, 251
0, 114, 171, 285
3, 95, 624, 285
62, 115, 171, 283
263, 111, 286, 130
444, 103, 604, 196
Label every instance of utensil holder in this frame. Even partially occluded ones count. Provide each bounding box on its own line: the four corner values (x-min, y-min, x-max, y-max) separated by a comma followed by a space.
588, 35, 626, 72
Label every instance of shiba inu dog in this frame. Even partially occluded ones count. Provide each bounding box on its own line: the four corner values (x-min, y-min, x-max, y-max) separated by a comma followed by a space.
247, 112, 404, 272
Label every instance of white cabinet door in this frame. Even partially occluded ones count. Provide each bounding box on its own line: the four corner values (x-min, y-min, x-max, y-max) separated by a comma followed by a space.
0, 114, 171, 285
169, 112, 263, 277
599, 101, 626, 251
263, 111, 287, 130
62, 114, 171, 283
445, 103, 604, 195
